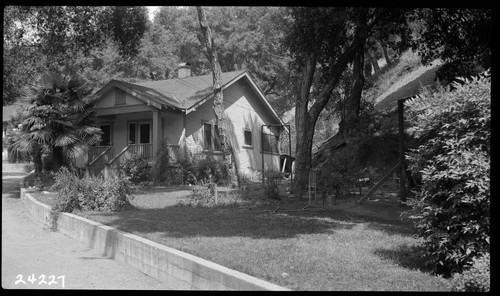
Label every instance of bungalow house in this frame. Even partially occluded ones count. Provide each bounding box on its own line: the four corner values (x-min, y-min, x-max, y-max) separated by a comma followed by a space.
83, 65, 286, 179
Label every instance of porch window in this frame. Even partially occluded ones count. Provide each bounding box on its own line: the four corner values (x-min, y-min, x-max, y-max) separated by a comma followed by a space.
128, 123, 136, 144
203, 122, 221, 151
99, 124, 112, 146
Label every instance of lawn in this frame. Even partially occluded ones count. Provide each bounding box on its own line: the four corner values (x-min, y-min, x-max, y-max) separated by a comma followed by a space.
31, 183, 452, 291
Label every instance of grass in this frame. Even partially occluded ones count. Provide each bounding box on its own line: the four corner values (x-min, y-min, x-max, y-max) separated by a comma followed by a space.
31, 180, 452, 291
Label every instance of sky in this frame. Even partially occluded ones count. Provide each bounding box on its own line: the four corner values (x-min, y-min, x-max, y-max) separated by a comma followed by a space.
147, 6, 160, 21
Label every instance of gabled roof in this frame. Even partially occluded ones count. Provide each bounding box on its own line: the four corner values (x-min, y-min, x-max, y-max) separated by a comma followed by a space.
93, 70, 283, 124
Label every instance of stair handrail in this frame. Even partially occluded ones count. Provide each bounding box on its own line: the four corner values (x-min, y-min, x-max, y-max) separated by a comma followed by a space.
106, 144, 132, 165
87, 145, 113, 167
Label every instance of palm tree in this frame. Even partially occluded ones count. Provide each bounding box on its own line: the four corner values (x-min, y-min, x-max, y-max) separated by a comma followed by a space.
9, 72, 102, 176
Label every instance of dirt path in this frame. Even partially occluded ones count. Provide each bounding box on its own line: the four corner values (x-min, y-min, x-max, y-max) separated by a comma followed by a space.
1, 171, 172, 290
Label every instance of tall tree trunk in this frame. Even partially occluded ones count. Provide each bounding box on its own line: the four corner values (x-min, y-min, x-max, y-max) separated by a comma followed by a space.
292, 9, 373, 199
340, 46, 365, 137
197, 6, 239, 186
382, 44, 393, 66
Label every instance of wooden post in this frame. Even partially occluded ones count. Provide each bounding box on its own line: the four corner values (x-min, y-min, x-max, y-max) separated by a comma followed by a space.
398, 99, 407, 203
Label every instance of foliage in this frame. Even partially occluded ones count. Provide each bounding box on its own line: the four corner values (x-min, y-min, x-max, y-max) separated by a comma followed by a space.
179, 153, 229, 186
263, 170, 283, 200
51, 166, 133, 213
6, 125, 31, 163
403, 72, 490, 277
408, 8, 491, 81
9, 71, 102, 174
151, 143, 182, 185
119, 154, 153, 185
3, 6, 148, 105
451, 253, 490, 292
177, 182, 248, 207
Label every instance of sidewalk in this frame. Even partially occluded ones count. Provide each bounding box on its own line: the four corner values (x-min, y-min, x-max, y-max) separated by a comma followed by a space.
1, 168, 172, 289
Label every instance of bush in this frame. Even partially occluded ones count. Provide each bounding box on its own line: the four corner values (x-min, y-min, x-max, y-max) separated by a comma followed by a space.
451, 253, 490, 292
263, 170, 282, 200
151, 143, 183, 185
404, 71, 490, 276
6, 128, 31, 163
51, 166, 134, 212
119, 153, 152, 185
179, 153, 229, 186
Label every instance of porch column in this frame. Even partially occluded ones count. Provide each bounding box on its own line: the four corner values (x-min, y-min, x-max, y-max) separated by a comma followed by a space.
152, 109, 162, 158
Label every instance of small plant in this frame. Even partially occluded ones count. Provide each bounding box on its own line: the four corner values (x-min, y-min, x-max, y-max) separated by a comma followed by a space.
451, 253, 490, 292
263, 170, 282, 200
119, 153, 152, 185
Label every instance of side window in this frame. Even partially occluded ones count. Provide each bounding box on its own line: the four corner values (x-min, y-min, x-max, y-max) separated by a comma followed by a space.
244, 130, 252, 147
203, 123, 212, 150
203, 122, 221, 151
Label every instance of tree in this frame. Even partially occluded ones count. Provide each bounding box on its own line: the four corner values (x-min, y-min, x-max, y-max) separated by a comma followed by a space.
408, 8, 491, 83
196, 6, 237, 185
3, 6, 149, 105
10, 72, 102, 176
285, 7, 381, 198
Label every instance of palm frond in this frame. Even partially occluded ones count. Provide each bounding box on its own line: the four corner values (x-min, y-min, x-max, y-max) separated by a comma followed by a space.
54, 134, 78, 147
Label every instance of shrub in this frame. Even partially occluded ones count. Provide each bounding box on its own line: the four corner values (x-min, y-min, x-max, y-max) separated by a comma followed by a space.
119, 153, 152, 185
451, 253, 490, 292
403, 71, 490, 277
151, 143, 183, 185
263, 170, 282, 200
178, 153, 229, 186
177, 182, 248, 207
51, 166, 133, 212
6, 128, 31, 163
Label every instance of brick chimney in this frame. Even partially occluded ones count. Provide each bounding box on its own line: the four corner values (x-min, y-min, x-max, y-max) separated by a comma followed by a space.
178, 62, 191, 78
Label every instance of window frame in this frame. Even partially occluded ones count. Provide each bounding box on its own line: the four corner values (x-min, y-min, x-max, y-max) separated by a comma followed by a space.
243, 128, 253, 149
202, 121, 222, 152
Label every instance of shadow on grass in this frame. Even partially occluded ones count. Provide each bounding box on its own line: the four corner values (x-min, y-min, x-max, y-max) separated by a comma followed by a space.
80, 194, 416, 240
374, 243, 434, 274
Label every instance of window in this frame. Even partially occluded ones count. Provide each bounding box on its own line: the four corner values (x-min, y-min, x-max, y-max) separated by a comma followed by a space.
262, 133, 279, 154
115, 88, 126, 105
203, 122, 221, 151
128, 123, 136, 144
244, 130, 252, 147
99, 124, 112, 146
139, 123, 151, 144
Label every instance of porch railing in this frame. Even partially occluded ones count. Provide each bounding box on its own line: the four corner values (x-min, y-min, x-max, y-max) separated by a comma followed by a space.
128, 143, 153, 160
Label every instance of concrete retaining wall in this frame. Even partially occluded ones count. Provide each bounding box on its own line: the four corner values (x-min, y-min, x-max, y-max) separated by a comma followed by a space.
20, 188, 289, 290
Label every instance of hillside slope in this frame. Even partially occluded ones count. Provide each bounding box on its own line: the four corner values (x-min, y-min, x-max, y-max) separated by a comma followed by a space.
313, 57, 442, 171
